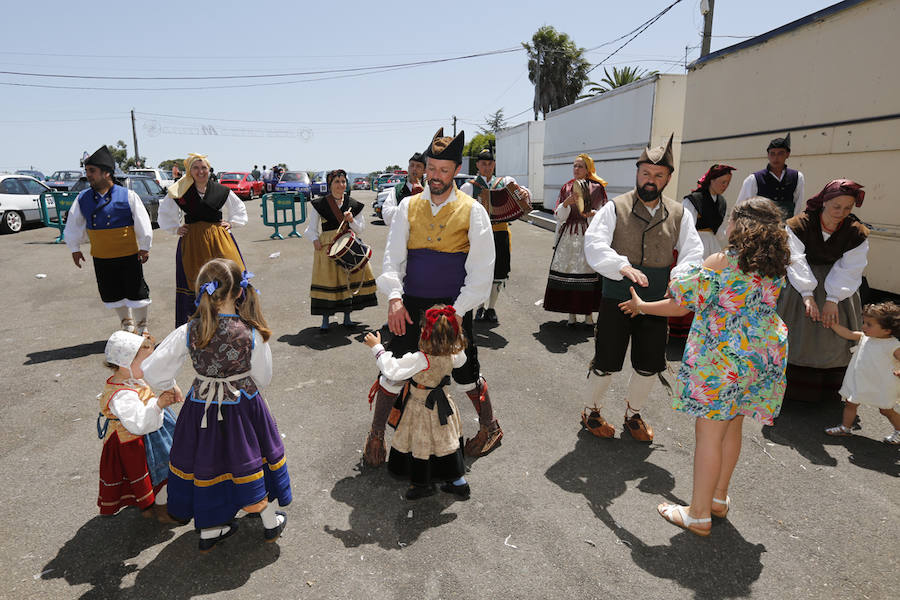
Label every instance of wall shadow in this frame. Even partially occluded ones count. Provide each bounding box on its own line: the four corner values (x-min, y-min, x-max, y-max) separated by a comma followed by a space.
25, 340, 107, 365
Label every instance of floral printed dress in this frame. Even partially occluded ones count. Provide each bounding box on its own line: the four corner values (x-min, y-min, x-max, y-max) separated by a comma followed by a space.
668, 253, 788, 424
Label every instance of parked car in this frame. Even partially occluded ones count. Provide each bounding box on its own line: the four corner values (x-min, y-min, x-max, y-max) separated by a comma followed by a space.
0, 174, 52, 233
274, 171, 311, 197
46, 170, 84, 191
352, 177, 370, 190
70, 175, 165, 225
219, 171, 265, 200
310, 171, 328, 197
373, 188, 391, 219
15, 169, 46, 181
128, 168, 174, 190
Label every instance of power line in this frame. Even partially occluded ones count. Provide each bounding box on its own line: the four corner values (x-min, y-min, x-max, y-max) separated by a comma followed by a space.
587, 0, 686, 74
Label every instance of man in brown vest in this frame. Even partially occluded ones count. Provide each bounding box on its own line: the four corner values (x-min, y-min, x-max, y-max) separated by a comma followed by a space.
582, 134, 704, 442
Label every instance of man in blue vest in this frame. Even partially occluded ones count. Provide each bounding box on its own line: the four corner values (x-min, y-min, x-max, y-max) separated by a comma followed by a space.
735, 132, 805, 219
64, 146, 153, 334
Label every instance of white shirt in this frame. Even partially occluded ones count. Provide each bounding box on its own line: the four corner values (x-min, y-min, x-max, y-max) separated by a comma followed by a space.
382, 180, 423, 229
377, 185, 495, 315
785, 227, 869, 303
107, 380, 164, 436
64, 188, 153, 253
682, 196, 728, 258
584, 195, 704, 280
735, 168, 805, 217
157, 190, 248, 234
370, 343, 467, 380
303, 199, 365, 242
141, 323, 273, 392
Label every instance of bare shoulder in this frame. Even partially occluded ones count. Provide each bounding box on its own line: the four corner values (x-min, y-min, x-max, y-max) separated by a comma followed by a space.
702, 252, 730, 271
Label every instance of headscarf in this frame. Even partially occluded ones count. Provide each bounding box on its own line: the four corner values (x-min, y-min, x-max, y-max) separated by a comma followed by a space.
576, 153, 608, 187
693, 164, 736, 193
167, 153, 211, 199
805, 179, 865, 212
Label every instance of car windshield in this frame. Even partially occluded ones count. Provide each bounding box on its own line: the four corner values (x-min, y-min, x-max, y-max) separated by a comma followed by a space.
144, 179, 163, 194
281, 172, 309, 183
220, 173, 244, 180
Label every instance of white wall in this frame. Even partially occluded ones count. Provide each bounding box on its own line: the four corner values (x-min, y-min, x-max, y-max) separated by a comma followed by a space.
496, 120, 545, 205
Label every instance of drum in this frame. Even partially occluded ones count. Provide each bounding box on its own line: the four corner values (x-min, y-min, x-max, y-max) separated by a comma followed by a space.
328, 229, 372, 274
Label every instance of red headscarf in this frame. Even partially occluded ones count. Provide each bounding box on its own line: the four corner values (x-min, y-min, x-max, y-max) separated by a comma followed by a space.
805, 179, 865, 212
421, 305, 458, 340
692, 164, 736, 193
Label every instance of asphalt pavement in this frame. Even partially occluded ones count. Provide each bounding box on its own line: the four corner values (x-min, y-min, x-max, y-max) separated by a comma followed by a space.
0, 190, 896, 599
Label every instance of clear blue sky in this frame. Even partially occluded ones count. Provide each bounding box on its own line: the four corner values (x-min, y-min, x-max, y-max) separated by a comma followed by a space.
0, 0, 836, 175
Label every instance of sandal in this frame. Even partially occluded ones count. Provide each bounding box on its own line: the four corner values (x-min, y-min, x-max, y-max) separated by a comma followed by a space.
581, 405, 615, 438
824, 424, 853, 437
885, 430, 900, 445
711, 496, 731, 519
657, 503, 711, 537
120, 318, 136, 333
624, 402, 654, 442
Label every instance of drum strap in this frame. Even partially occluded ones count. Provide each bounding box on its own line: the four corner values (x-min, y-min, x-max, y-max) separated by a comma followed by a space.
326, 195, 345, 224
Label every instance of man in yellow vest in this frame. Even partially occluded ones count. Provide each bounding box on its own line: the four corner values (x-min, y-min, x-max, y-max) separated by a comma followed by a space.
583, 135, 703, 442
64, 146, 153, 334
364, 128, 502, 466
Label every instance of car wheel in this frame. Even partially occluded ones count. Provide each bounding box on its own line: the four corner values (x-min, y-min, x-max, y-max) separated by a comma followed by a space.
0, 210, 23, 233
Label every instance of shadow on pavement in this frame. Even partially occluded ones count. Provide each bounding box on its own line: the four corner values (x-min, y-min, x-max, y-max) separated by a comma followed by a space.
324, 467, 458, 550
546, 429, 765, 599
762, 397, 845, 467
40, 511, 177, 599
471, 321, 509, 349
532, 320, 593, 354
278, 327, 357, 351
25, 340, 106, 365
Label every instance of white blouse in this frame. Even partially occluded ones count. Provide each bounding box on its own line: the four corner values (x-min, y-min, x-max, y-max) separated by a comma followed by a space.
377, 185, 495, 316
141, 322, 273, 392
370, 343, 466, 380
157, 190, 249, 234
785, 227, 869, 303
63, 189, 153, 253
303, 200, 365, 242
107, 381, 164, 436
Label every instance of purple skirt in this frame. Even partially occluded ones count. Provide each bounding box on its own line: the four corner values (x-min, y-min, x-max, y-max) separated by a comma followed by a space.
167, 389, 292, 528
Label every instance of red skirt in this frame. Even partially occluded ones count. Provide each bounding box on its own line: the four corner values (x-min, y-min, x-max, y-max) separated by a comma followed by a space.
668, 311, 695, 339
98, 433, 161, 515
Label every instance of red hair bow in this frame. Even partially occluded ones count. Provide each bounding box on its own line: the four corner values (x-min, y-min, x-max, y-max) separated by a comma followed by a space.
421, 305, 458, 340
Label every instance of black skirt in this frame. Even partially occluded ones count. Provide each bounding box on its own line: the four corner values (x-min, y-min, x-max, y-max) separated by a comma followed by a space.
93, 254, 150, 304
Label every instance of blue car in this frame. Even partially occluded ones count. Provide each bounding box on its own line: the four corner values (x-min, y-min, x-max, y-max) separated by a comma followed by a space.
309, 171, 328, 197
274, 171, 311, 197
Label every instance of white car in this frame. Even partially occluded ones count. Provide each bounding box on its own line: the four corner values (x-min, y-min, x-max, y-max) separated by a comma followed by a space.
0, 174, 52, 233
128, 168, 174, 190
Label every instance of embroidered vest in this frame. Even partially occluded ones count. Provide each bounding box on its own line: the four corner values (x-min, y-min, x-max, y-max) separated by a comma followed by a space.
77, 185, 138, 259
685, 190, 726, 234
786, 210, 868, 266
754, 166, 799, 219
99, 380, 156, 444
604, 190, 683, 301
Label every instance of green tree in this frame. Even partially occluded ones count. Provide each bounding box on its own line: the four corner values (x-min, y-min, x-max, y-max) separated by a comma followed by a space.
107, 140, 128, 168
581, 66, 659, 98
523, 26, 590, 120
462, 132, 495, 174
383, 164, 400, 172
481, 108, 507, 134
276, 162, 289, 171
158, 159, 183, 171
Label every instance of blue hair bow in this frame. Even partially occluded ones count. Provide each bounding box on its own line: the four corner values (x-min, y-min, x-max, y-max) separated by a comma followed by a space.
194, 280, 219, 307
240, 271, 255, 289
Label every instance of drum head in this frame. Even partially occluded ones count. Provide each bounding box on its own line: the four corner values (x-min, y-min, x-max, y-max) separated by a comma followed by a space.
329, 233, 353, 257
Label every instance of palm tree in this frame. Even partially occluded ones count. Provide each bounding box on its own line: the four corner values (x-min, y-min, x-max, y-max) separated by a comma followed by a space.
581, 66, 659, 98
523, 26, 590, 120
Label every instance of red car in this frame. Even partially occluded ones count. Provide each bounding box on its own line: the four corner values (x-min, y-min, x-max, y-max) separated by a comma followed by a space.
352, 177, 369, 190
219, 172, 265, 200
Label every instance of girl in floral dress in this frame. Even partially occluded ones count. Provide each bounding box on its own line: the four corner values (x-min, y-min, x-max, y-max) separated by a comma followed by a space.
619, 197, 790, 536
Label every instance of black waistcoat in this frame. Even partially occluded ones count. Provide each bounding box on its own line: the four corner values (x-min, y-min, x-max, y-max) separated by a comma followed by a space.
176, 181, 231, 224
685, 189, 726, 234
754, 166, 799, 219
311, 194, 364, 232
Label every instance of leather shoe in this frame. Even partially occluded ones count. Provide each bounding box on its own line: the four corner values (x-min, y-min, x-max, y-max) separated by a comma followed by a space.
198, 522, 238, 553
264, 511, 287, 542
405, 484, 436, 500
440, 481, 470, 500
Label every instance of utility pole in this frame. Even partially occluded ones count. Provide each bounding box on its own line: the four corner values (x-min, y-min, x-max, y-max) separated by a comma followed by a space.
452, 115, 457, 136
130, 109, 141, 167
700, 0, 715, 57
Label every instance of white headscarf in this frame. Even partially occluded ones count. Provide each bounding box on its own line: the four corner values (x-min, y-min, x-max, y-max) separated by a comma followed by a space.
166, 153, 210, 199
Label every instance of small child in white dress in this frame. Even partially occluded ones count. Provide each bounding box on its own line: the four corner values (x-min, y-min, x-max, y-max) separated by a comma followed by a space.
825, 301, 900, 444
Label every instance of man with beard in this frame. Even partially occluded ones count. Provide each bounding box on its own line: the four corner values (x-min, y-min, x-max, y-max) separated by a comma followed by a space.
582, 135, 703, 442
735, 132, 805, 220
381, 152, 425, 228
461, 147, 532, 324
64, 146, 153, 334
364, 128, 502, 468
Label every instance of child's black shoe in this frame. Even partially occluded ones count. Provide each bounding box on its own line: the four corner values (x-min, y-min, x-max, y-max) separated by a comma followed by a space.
405, 484, 436, 500
264, 511, 287, 542
440, 481, 470, 500
198, 522, 238, 553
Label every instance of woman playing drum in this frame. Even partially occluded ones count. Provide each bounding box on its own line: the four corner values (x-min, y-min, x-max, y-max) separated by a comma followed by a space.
305, 169, 378, 332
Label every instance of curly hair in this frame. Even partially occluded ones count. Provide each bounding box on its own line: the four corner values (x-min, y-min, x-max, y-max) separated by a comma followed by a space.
862, 302, 900, 337
727, 197, 790, 279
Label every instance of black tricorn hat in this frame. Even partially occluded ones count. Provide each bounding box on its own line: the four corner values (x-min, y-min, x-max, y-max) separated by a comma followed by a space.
408, 152, 426, 165
476, 147, 495, 162
85, 145, 116, 174
767, 132, 791, 152
636, 133, 675, 172
424, 127, 465, 165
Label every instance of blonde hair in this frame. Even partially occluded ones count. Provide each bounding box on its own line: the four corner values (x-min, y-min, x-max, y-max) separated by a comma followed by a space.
191, 258, 271, 349
418, 304, 467, 356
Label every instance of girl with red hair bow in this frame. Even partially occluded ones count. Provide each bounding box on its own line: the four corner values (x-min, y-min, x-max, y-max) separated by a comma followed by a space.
364, 305, 470, 500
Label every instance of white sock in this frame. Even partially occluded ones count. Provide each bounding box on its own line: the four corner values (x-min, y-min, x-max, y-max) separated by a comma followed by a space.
115, 306, 132, 321
260, 503, 284, 529
133, 305, 149, 325
626, 373, 655, 410
591, 374, 613, 406
154, 485, 167, 505
487, 282, 502, 309
200, 525, 231, 539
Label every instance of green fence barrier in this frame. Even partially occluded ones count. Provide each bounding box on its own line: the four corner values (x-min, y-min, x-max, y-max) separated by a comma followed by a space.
39, 191, 80, 243
261, 192, 307, 240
